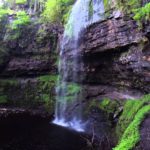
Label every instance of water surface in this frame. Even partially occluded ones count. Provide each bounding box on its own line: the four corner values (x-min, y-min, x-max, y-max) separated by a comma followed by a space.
0, 114, 86, 150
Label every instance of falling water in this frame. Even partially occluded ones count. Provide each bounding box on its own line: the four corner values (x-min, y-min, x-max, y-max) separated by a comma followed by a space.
53, 0, 105, 132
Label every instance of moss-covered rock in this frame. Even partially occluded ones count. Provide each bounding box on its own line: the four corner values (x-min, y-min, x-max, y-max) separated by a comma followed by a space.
114, 94, 150, 150
0, 75, 57, 113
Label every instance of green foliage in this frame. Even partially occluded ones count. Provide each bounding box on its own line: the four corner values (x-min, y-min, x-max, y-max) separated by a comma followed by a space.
12, 11, 30, 30
115, 0, 150, 24
58, 82, 81, 102
0, 79, 18, 86
89, 98, 120, 114
0, 95, 8, 104
0, 7, 13, 20
16, 0, 27, 5
38, 75, 57, 83
116, 0, 141, 13
41, 0, 60, 23
0, 8, 9, 19
99, 98, 119, 114
114, 94, 150, 150
0, 76, 56, 112
133, 2, 150, 21
41, 0, 74, 24
67, 83, 81, 95
38, 75, 57, 111
116, 95, 150, 139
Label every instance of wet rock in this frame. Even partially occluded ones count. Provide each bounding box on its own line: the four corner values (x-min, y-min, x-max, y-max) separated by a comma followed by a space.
0, 107, 51, 118
64, 16, 150, 94
80, 17, 145, 54
0, 18, 61, 116
135, 114, 150, 150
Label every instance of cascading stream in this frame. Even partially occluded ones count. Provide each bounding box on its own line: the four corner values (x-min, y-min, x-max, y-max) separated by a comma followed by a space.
53, 0, 105, 132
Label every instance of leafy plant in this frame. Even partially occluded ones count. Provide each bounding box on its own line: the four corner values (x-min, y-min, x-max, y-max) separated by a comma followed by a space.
133, 2, 150, 21
12, 11, 30, 30
41, 0, 75, 24
0, 7, 13, 20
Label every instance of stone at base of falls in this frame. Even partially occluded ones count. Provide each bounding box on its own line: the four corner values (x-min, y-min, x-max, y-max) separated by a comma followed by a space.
0, 107, 51, 118
53, 118, 86, 132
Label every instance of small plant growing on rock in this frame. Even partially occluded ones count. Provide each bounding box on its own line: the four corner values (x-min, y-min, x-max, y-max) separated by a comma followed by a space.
12, 11, 30, 30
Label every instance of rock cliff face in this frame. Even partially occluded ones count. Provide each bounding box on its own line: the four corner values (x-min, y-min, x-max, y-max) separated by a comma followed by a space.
76, 14, 150, 150
59, 8, 150, 148
0, 18, 62, 117
73, 16, 150, 98
0, 1, 150, 149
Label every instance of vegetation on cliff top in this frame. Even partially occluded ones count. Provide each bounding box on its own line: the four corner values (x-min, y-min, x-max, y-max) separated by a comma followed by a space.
104, 0, 150, 24
12, 11, 30, 30
41, 0, 74, 24
0, 0, 75, 25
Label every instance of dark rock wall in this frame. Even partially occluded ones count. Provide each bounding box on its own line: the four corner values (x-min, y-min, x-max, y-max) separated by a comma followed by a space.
0, 18, 62, 115
76, 15, 150, 149
77, 16, 150, 100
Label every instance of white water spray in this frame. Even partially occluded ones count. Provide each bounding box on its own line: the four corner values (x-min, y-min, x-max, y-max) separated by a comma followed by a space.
53, 0, 105, 132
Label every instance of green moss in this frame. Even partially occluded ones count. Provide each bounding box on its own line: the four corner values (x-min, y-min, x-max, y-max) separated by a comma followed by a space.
89, 98, 120, 115
99, 98, 119, 114
0, 76, 56, 112
116, 95, 150, 139
115, 0, 150, 26
38, 75, 57, 83
114, 105, 150, 150
37, 75, 57, 111
0, 95, 8, 104
57, 82, 81, 102
114, 94, 150, 150
116, 0, 141, 13
0, 79, 18, 86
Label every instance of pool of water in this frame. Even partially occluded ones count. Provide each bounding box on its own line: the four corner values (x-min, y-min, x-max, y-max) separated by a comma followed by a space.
0, 114, 87, 150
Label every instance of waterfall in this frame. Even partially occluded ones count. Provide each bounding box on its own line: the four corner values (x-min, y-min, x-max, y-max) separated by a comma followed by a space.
53, 0, 105, 132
